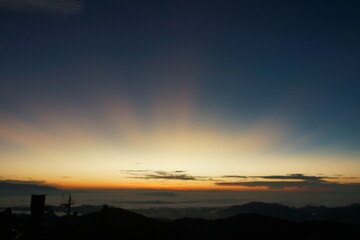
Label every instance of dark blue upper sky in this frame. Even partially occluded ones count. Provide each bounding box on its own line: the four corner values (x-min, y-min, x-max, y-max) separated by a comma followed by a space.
1, 0, 360, 153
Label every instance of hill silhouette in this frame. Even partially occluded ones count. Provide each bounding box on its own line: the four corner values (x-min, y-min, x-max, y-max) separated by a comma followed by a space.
6, 201, 360, 224
217, 201, 310, 221
216, 202, 360, 224
300, 203, 360, 224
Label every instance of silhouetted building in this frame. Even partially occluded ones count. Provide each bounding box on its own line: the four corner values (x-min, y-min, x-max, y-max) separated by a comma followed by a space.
31, 195, 46, 227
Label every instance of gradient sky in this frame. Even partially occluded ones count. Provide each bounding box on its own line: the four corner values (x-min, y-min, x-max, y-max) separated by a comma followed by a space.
0, 0, 360, 191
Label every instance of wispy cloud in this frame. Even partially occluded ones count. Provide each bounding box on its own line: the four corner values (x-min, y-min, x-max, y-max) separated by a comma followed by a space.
145, 171, 197, 181
222, 174, 328, 182
216, 181, 326, 189
121, 170, 209, 181
259, 174, 325, 181
0, 179, 46, 185
216, 174, 359, 191
0, 0, 83, 14
221, 175, 249, 179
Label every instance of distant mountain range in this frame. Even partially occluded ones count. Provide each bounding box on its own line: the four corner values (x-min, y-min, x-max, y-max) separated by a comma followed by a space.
218, 201, 309, 221
133, 201, 360, 225
7, 201, 360, 225
216, 202, 360, 224
1, 205, 358, 240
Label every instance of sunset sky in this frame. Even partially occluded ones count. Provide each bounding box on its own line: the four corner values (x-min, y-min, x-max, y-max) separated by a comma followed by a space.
0, 0, 360, 193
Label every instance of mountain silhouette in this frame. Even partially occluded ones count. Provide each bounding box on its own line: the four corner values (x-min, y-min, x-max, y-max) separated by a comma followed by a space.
5, 201, 360, 225
217, 201, 310, 221
164, 212, 357, 240
77, 206, 158, 227
62, 206, 162, 240
1, 205, 358, 240
300, 203, 360, 224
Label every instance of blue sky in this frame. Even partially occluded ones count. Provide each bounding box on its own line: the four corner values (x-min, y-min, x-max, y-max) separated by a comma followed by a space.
0, 0, 360, 191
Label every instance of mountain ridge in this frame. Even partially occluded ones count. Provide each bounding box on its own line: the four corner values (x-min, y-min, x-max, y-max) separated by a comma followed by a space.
1, 205, 358, 240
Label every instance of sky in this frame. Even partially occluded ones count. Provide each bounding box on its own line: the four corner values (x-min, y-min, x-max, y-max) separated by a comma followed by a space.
0, 0, 360, 194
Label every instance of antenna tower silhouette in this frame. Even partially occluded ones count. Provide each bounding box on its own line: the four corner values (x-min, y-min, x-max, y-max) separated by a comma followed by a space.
61, 194, 74, 216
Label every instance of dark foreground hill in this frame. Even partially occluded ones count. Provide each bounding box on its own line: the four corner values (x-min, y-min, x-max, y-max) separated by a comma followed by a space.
1, 206, 358, 240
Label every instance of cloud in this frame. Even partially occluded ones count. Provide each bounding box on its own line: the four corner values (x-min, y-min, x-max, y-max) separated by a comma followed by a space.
222, 175, 249, 179
1, 179, 47, 185
222, 174, 327, 181
221, 174, 338, 182
0, 0, 83, 14
216, 181, 325, 189
0, 179, 59, 194
216, 174, 359, 191
121, 170, 208, 181
216, 181, 360, 193
139, 170, 196, 181
257, 174, 326, 182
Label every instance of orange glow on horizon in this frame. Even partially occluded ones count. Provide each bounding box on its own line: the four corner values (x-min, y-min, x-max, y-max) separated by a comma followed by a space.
39, 178, 342, 192
51, 182, 268, 191
42, 177, 265, 191
1, 98, 360, 193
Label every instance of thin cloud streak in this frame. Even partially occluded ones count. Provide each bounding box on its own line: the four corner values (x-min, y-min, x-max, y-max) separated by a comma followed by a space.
121, 171, 360, 191
222, 174, 332, 181
0, 179, 46, 185
121, 170, 211, 181
216, 174, 360, 191
216, 181, 360, 192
